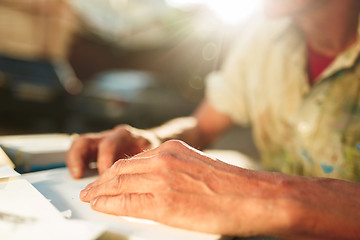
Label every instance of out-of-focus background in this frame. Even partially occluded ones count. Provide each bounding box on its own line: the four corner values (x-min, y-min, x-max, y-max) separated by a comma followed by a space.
0, 0, 261, 158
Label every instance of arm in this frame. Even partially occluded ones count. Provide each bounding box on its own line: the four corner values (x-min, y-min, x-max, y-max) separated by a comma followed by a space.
151, 99, 234, 149
66, 99, 233, 178
80, 140, 360, 240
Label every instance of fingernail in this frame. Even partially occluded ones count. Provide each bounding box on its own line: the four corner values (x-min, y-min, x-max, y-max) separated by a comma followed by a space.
71, 167, 80, 176
80, 188, 90, 199
91, 197, 98, 206
80, 191, 87, 199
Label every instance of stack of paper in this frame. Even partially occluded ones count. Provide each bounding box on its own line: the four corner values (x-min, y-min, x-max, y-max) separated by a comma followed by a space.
0, 134, 74, 172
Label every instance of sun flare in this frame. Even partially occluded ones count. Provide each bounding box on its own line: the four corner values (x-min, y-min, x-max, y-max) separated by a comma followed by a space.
166, 0, 263, 25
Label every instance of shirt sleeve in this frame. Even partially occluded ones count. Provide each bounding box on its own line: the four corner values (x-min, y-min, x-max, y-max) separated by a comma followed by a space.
205, 24, 258, 126
205, 14, 293, 127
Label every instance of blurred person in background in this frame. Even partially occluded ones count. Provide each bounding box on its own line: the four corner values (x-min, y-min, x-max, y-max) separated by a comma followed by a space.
0, 0, 80, 132
0, 0, 77, 61
67, 0, 360, 239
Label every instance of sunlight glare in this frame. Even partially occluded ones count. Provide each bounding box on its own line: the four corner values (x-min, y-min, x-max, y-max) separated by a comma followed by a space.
166, 0, 263, 24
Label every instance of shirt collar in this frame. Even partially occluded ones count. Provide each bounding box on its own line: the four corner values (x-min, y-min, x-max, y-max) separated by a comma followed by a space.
319, 14, 360, 80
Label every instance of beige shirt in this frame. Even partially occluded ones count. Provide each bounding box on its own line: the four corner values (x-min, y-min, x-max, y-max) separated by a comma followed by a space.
206, 15, 360, 181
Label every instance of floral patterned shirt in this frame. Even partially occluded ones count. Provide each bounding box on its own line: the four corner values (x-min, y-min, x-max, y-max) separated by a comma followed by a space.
206, 15, 360, 182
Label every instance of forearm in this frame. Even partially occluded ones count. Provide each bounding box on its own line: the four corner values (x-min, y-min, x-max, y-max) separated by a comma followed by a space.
239, 174, 360, 240
281, 177, 360, 240
207, 166, 360, 239
150, 99, 234, 150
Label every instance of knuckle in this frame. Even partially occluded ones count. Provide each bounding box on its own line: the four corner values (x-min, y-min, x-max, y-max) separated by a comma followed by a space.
114, 124, 132, 136
137, 136, 152, 148
114, 124, 130, 131
99, 137, 117, 149
112, 160, 122, 170
73, 135, 91, 147
161, 139, 185, 149
108, 160, 123, 174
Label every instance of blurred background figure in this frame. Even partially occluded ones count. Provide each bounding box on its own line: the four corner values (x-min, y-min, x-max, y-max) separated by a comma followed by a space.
0, 0, 80, 133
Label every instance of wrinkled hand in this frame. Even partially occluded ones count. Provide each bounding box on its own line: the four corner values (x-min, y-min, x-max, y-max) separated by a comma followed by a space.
79, 140, 291, 237
79, 140, 360, 239
66, 124, 160, 178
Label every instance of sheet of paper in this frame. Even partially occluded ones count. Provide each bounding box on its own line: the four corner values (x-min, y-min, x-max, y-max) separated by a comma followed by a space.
0, 215, 106, 240
0, 175, 106, 240
0, 165, 19, 179
0, 147, 14, 168
0, 177, 64, 220
0, 134, 73, 171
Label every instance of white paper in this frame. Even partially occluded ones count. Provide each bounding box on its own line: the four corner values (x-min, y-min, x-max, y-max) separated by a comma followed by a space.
0, 147, 14, 169
0, 217, 105, 240
0, 165, 19, 179
0, 176, 106, 240
0, 177, 63, 220
0, 134, 73, 156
